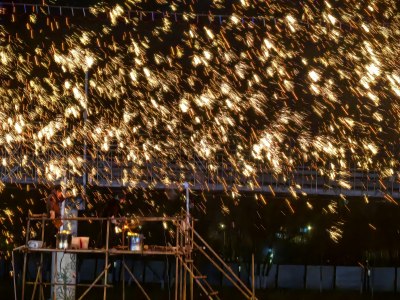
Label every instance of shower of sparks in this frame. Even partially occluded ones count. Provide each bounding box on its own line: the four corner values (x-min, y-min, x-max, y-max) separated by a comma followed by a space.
0, 0, 400, 247
327, 223, 344, 243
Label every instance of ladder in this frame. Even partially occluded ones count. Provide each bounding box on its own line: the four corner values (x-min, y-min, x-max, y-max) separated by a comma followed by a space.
176, 221, 257, 300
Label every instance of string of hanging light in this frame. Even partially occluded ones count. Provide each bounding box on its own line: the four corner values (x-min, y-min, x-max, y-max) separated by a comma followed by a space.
0, 2, 390, 29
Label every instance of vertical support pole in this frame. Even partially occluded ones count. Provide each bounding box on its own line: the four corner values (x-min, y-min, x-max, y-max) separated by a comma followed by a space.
83, 70, 89, 202
184, 182, 190, 233
21, 216, 31, 300
122, 260, 125, 300
52, 250, 58, 300
40, 214, 45, 247
189, 262, 193, 300
183, 260, 187, 300
103, 219, 110, 300
190, 219, 194, 300
179, 256, 183, 299
39, 214, 46, 300
175, 219, 180, 300
179, 219, 184, 300
122, 228, 125, 300
110, 150, 113, 183
12, 249, 17, 300
252, 254, 255, 300
183, 182, 190, 300
31, 265, 42, 300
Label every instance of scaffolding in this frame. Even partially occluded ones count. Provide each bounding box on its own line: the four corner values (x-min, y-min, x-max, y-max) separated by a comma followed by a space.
12, 214, 257, 300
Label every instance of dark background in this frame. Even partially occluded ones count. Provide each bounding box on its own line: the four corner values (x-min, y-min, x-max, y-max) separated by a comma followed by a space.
1, 184, 400, 267
0, 0, 399, 267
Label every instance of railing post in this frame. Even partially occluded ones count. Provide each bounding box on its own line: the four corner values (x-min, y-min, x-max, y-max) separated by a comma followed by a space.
21, 215, 31, 300
39, 214, 46, 300
175, 219, 180, 300
252, 254, 255, 300
12, 248, 18, 300
103, 219, 110, 300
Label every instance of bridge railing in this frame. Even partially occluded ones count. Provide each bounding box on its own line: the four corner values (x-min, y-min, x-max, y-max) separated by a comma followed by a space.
0, 147, 399, 198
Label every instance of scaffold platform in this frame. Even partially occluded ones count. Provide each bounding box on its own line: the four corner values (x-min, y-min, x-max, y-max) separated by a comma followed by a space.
12, 214, 257, 300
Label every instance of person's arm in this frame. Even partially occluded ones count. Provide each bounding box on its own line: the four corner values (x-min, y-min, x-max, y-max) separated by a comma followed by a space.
46, 195, 56, 220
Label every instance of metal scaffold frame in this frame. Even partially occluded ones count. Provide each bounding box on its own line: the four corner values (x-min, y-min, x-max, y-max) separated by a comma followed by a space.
12, 213, 257, 300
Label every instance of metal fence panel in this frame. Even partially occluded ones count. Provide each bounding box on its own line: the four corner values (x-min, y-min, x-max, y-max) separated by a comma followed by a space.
371, 267, 396, 292
277, 265, 305, 289
335, 266, 362, 290
305, 265, 334, 290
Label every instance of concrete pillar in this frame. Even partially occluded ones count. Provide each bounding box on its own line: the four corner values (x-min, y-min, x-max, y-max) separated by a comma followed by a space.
51, 197, 77, 299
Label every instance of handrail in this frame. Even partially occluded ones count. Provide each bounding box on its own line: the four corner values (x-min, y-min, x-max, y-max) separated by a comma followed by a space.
190, 227, 255, 298
177, 255, 214, 300
193, 242, 253, 300
191, 264, 221, 300
27, 215, 183, 222
0, 143, 398, 198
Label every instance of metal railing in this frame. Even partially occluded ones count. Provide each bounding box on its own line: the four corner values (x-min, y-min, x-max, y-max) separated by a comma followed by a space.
0, 146, 399, 198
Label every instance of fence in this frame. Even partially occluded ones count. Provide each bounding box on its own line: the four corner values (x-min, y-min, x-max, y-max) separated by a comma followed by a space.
4, 257, 399, 293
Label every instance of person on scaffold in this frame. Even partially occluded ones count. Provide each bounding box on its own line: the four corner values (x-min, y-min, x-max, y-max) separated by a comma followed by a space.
45, 185, 65, 247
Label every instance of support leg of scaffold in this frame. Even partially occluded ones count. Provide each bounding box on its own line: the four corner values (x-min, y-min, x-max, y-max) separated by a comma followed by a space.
77, 263, 111, 300
22, 218, 31, 300
174, 254, 179, 300
12, 250, 17, 300
122, 254, 125, 300
190, 220, 194, 300
190, 260, 193, 300
183, 265, 187, 300
177, 256, 214, 300
183, 182, 190, 300
39, 265, 45, 300
40, 215, 46, 300
103, 220, 110, 300
31, 264, 42, 300
178, 220, 184, 300
174, 219, 180, 300
179, 260, 183, 300
32, 264, 46, 300
252, 254, 255, 300
40, 279, 45, 300
52, 251, 58, 300
123, 261, 151, 300
21, 250, 28, 300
